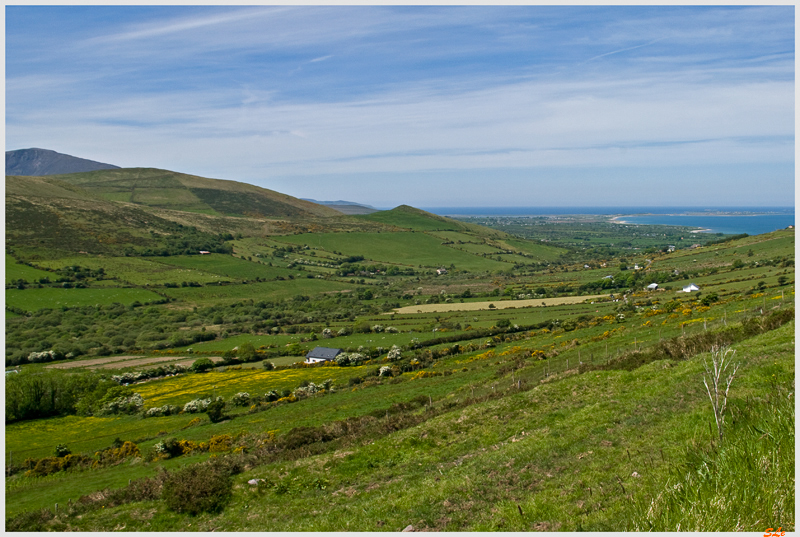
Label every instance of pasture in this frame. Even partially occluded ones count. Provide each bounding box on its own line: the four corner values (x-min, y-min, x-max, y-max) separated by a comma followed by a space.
272, 232, 511, 272
160, 278, 355, 306
152, 254, 300, 281
5, 287, 165, 312
5, 255, 56, 284
32, 256, 226, 286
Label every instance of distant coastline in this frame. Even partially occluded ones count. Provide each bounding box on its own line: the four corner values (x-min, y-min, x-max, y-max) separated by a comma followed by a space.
420, 207, 794, 236
421, 206, 793, 218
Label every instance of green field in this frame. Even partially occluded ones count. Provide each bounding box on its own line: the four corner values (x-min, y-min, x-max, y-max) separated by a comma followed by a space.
5, 287, 165, 312
273, 232, 511, 272
152, 253, 300, 280
5, 255, 57, 284
161, 278, 355, 305
33, 256, 227, 286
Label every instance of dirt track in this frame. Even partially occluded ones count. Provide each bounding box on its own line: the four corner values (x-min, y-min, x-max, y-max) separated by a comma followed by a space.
47, 355, 225, 370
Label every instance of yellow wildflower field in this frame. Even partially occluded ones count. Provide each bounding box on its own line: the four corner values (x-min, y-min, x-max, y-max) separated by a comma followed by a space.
135, 365, 370, 407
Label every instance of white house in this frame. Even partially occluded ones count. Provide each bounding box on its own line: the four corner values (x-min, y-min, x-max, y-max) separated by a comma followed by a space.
681, 283, 700, 293
304, 347, 342, 364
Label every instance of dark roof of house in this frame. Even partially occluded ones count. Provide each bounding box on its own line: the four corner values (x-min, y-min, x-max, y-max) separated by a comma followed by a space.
305, 347, 342, 360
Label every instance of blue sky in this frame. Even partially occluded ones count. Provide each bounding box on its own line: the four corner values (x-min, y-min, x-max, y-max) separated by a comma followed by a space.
5, 5, 794, 208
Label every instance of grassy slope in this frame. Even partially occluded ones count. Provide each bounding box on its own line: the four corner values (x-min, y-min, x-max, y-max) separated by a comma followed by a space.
36, 168, 342, 218
6, 318, 793, 530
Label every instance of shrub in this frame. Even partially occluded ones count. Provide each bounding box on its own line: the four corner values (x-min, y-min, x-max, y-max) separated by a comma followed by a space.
99, 393, 144, 415
281, 425, 335, 450
230, 392, 251, 407
144, 404, 179, 418
190, 357, 215, 373
208, 434, 232, 452
183, 398, 213, 413
262, 361, 275, 370
379, 366, 393, 377
162, 462, 233, 515
54, 444, 71, 457
154, 437, 184, 458
294, 382, 321, 399
206, 400, 227, 423
27, 350, 66, 363
27, 457, 64, 478
237, 341, 257, 362
387, 345, 402, 362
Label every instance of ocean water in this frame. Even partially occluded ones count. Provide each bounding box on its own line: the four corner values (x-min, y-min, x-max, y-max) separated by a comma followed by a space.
420, 206, 795, 236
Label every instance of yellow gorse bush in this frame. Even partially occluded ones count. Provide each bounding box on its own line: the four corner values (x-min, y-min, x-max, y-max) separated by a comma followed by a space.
411, 370, 441, 380
208, 434, 232, 453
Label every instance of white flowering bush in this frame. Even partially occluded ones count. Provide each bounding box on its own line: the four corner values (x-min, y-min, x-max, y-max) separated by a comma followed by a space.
144, 404, 180, 418
100, 393, 144, 415
322, 328, 333, 339
334, 353, 352, 366
183, 398, 213, 414
27, 350, 65, 363
372, 324, 385, 333
387, 345, 402, 362
385, 326, 399, 333
112, 364, 187, 385
294, 382, 320, 399
231, 392, 251, 407
379, 366, 393, 377
337, 327, 350, 336
335, 352, 366, 366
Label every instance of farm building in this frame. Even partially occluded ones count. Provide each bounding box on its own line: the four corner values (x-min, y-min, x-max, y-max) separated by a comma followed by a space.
681, 283, 700, 293
646, 283, 659, 291
305, 347, 342, 364
436, 268, 448, 275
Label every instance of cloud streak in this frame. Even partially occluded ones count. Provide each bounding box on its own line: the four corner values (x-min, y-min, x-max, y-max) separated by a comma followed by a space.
5, 5, 794, 206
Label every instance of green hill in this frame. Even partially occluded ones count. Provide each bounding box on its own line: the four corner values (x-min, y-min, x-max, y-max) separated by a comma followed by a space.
35, 168, 342, 218
357, 205, 505, 237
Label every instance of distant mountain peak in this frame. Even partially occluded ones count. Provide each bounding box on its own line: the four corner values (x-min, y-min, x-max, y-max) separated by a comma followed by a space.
6, 148, 120, 176
302, 198, 376, 209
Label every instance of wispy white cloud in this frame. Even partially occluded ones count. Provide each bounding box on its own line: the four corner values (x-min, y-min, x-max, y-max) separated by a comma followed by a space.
5, 5, 794, 206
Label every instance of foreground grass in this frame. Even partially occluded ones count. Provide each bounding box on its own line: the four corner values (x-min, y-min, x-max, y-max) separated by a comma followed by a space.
8, 320, 793, 531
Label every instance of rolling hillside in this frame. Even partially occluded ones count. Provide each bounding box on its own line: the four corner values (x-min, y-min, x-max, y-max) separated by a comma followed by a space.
36, 168, 342, 218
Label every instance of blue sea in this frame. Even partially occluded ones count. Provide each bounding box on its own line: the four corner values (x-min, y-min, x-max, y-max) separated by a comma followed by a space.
419, 206, 795, 236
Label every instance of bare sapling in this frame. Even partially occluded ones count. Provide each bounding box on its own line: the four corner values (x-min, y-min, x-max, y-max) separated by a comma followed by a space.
702, 346, 740, 442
